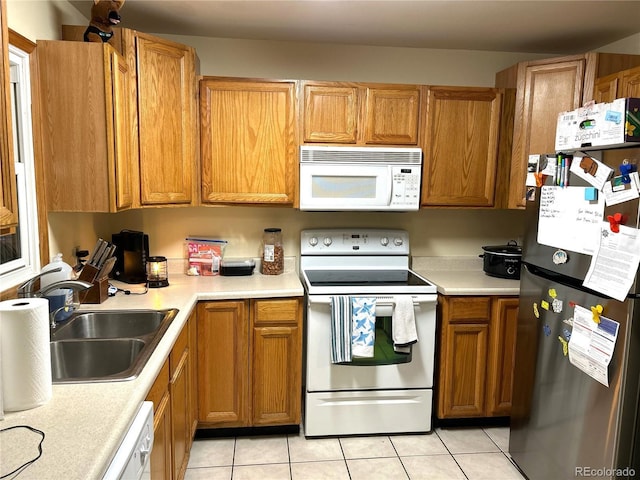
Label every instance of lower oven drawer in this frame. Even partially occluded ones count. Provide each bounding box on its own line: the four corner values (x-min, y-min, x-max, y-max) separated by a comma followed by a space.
305, 389, 433, 437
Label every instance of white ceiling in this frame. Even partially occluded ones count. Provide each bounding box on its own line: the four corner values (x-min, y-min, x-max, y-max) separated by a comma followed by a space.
69, 0, 640, 54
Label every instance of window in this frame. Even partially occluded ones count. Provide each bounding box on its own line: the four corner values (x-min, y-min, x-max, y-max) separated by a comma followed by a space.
0, 43, 39, 287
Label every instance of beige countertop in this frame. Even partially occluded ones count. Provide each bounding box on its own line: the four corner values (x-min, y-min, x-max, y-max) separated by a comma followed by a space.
412, 256, 521, 296
0, 269, 303, 480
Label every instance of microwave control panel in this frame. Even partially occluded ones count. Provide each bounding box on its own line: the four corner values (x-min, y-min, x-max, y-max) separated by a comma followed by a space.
391, 166, 421, 206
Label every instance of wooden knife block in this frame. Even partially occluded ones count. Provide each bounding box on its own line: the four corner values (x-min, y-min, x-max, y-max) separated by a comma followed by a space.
78, 265, 109, 304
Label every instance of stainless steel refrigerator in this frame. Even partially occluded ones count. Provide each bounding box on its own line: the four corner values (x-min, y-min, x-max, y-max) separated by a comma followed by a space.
510, 146, 640, 480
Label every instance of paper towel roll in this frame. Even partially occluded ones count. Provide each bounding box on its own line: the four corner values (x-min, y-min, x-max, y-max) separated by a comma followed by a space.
0, 298, 52, 411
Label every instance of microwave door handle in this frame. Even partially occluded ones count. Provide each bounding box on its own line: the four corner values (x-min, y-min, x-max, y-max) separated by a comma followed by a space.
386, 166, 393, 205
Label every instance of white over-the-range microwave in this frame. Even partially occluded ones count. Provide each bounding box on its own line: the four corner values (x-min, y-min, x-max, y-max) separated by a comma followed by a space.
299, 146, 422, 211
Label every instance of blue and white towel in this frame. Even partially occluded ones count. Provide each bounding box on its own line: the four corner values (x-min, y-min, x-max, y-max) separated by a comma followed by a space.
351, 297, 376, 358
331, 296, 352, 363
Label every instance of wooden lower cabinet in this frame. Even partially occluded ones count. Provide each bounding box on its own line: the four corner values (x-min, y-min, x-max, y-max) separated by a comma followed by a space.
197, 298, 303, 428
147, 360, 172, 480
146, 312, 196, 480
437, 295, 518, 419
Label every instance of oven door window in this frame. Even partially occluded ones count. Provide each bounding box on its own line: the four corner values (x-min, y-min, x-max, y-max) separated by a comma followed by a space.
347, 316, 412, 366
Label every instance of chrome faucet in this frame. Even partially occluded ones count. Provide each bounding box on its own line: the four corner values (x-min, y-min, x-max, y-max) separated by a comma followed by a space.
17, 269, 93, 328
17, 268, 92, 298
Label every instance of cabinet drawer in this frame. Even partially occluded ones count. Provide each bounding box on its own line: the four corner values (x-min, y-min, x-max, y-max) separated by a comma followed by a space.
253, 299, 300, 325
445, 297, 491, 323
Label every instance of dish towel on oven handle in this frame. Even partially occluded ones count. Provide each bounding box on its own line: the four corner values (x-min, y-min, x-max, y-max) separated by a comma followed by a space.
331, 296, 352, 363
393, 295, 418, 354
351, 297, 376, 358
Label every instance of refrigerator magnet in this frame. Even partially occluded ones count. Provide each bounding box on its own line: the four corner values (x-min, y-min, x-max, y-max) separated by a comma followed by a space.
552, 250, 568, 265
552, 298, 563, 313
543, 324, 551, 336
533, 303, 540, 318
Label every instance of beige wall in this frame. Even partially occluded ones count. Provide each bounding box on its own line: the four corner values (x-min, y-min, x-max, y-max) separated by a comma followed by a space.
7, 1, 640, 265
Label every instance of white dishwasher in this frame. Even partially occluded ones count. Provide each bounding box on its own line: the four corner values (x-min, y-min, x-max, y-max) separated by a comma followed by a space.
103, 401, 154, 480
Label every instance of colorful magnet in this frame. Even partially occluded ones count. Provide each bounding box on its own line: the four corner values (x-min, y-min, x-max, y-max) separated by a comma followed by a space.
591, 304, 604, 323
543, 324, 551, 336
548, 289, 557, 298
558, 336, 569, 356
562, 328, 572, 341
552, 250, 568, 265
533, 303, 540, 318
552, 298, 563, 313
619, 160, 637, 184
541, 300, 550, 311
584, 187, 598, 201
607, 212, 627, 233
563, 317, 574, 327
534, 172, 547, 187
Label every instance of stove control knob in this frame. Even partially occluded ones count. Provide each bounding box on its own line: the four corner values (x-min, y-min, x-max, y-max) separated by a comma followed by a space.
380, 237, 389, 246
323, 237, 333, 246
394, 237, 404, 246
308, 237, 318, 247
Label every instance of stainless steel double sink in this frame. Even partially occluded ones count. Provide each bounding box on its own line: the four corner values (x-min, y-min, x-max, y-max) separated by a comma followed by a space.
50, 309, 178, 383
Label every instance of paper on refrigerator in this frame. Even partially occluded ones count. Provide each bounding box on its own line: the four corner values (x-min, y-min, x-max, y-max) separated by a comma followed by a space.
537, 186, 605, 254
568, 305, 619, 387
583, 223, 640, 301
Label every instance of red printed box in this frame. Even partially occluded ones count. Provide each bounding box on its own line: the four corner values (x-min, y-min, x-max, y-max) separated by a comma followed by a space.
185, 238, 227, 276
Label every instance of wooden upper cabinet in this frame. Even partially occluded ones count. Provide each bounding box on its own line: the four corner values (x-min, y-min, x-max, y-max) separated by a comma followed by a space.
126, 31, 197, 206
200, 77, 297, 205
0, 1, 18, 227
593, 71, 620, 103
620, 66, 640, 98
497, 52, 640, 209
303, 84, 358, 143
420, 86, 502, 207
37, 40, 134, 212
301, 81, 420, 145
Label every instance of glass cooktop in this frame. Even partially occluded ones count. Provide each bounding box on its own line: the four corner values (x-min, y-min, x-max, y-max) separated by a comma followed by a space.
305, 269, 432, 287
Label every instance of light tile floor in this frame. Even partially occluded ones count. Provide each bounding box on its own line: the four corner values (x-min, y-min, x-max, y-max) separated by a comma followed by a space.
185, 426, 526, 479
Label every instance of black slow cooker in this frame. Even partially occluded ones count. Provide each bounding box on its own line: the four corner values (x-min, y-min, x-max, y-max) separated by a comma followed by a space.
480, 241, 522, 279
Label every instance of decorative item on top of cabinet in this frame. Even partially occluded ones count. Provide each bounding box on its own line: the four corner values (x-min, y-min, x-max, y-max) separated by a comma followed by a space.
61, 25, 198, 208
0, 1, 18, 227
437, 295, 518, 419
300, 81, 420, 145
197, 298, 303, 429
420, 86, 502, 207
496, 52, 640, 209
199, 77, 297, 206
37, 40, 134, 212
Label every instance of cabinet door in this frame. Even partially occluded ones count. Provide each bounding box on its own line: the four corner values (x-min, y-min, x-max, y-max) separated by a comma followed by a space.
170, 325, 190, 480
251, 299, 302, 426
200, 79, 297, 205
621, 66, 640, 98
0, 1, 17, 226
38, 41, 130, 212
146, 360, 172, 480
593, 72, 620, 103
486, 297, 519, 416
109, 50, 134, 210
188, 310, 198, 438
302, 83, 359, 143
133, 32, 196, 205
437, 296, 491, 419
509, 58, 586, 208
421, 87, 501, 206
363, 86, 420, 145
197, 301, 250, 427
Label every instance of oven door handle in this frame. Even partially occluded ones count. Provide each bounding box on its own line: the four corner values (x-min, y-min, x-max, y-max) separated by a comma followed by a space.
306, 296, 419, 307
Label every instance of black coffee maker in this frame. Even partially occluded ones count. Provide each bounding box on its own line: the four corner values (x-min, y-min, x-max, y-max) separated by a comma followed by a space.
111, 230, 149, 283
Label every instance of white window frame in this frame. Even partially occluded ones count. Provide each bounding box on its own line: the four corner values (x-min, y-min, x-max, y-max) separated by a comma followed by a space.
1, 43, 40, 287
